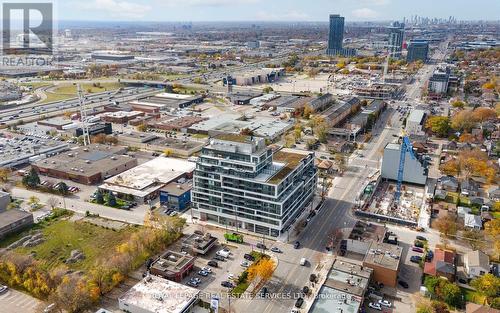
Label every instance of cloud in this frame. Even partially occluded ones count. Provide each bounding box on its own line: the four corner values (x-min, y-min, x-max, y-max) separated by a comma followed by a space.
79, 0, 152, 19
255, 10, 309, 21
157, 0, 260, 7
352, 8, 379, 19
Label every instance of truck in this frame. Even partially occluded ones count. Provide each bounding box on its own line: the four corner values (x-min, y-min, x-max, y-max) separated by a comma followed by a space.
224, 232, 243, 243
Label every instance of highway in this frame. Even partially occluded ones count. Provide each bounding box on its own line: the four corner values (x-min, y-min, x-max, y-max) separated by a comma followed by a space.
0, 86, 160, 125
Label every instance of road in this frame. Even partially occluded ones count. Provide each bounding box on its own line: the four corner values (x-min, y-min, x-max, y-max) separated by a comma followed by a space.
0, 86, 160, 126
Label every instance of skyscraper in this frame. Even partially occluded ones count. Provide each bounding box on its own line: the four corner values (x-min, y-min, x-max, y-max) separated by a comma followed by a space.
326, 14, 344, 55
388, 21, 405, 59
407, 39, 429, 63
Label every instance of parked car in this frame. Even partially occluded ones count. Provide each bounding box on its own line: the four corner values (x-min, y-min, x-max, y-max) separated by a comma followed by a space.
414, 240, 425, 248
214, 255, 226, 261
198, 270, 209, 276
294, 297, 304, 308
221, 281, 233, 288
300, 258, 307, 266
369, 302, 382, 310
410, 255, 423, 264
270, 247, 282, 253
294, 241, 300, 249
227, 273, 235, 280
260, 287, 268, 296
207, 260, 218, 267
412, 247, 424, 253
426, 250, 434, 261
378, 299, 392, 307
241, 261, 250, 268
190, 277, 201, 284
416, 235, 427, 241
201, 266, 212, 273
302, 286, 310, 295
0, 285, 7, 294
43, 303, 56, 313
243, 253, 255, 261
256, 243, 267, 250
187, 281, 199, 287
398, 280, 409, 288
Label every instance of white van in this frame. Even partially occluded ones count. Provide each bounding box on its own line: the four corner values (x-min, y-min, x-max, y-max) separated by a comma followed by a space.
216, 249, 230, 258
300, 258, 307, 266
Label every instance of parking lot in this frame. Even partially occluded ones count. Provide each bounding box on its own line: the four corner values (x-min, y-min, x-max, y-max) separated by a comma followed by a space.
0, 288, 43, 313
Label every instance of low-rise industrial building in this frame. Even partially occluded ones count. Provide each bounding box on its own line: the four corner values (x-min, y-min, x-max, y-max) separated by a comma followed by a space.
354, 84, 398, 100
150, 250, 195, 282
181, 233, 218, 255
0, 210, 34, 239
362, 241, 402, 288
99, 157, 195, 203
129, 92, 203, 111
159, 182, 192, 211
223, 68, 284, 86
406, 109, 427, 135
118, 275, 199, 313
116, 132, 205, 157
32, 144, 135, 185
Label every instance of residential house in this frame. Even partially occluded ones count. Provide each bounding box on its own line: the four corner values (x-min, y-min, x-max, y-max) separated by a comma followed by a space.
464, 213, 482, 229
461, 179, 479, 197
487, 186, 500, 202
464, 250, 490, 279
438, 176, 459, 192
424, 248, 456, 281
457, 206, 472, 218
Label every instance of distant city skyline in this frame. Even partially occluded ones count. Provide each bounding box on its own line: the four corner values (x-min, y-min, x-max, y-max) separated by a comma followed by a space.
60, 0, 500, 22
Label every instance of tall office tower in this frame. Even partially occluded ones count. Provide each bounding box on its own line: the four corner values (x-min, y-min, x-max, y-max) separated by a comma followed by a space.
192, 135, 317, 238
388, 21, 405, 59
326, 14, 345, 56
407, 40, 429, 63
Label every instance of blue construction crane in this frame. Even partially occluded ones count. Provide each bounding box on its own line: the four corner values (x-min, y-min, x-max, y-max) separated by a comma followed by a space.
395, 135, 416, 201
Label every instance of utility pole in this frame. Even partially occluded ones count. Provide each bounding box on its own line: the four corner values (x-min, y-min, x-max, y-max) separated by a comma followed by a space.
77, 84, 91, 146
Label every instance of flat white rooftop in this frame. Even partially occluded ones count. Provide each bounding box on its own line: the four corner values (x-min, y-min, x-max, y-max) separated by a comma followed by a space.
102, 157, 195, 191
154, 92, 194, 100
119, 275, 199, 313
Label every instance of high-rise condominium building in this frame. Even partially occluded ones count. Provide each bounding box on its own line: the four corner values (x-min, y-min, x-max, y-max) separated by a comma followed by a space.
388, 21, 405, 59
327, 14, 344, 55
191, 134, 317, 237
407, 40, 429, 63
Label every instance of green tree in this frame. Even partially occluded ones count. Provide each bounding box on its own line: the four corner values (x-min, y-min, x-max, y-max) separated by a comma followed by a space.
107, 192, 117, 207
95, 190, 104, 204
440, 282, 462, 307
451, 100, 465, 108
56, 182, 69, 196
22, 168, 40, 188
263, 86, 274, 94
425, 116, 451, 137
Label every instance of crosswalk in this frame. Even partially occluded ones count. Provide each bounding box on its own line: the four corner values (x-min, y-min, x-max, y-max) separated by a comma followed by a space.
0, 289, 41, 313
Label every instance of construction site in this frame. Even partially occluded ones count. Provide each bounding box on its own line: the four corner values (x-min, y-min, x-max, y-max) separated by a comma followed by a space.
355, 135, 429, 227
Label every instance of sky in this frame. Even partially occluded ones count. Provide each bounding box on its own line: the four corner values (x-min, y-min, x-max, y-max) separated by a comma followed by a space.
59, 0, 500, 22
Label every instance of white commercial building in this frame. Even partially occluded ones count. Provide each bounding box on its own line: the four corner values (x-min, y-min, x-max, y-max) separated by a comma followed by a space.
406, 109, 426, 135
99, 157, 195, 203
118, 275, 199, 313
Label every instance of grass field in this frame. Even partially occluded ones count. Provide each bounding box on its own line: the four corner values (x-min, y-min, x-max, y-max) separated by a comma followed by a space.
41, 82, 122, 104
15, 218, 136, 271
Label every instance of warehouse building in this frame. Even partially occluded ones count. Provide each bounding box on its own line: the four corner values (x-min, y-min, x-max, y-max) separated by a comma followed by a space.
0, 192, 34, 239
129, 92, 203, 111
32, 144, 136, 185
99, 157, 195, 203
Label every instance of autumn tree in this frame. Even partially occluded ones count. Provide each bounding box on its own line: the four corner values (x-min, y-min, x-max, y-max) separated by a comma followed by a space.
472, 107, 497, 129
248, 257, 275, 287
433, 215, 458, 239
293, 123, 303, 140
302, 104, 313, 119
284, 133, 295, 148
136, 123, 148, 132
425, 116, 450, 137
485, 219, 500, 259
451, 109, 476, 132
451, 100, 465, 109
462, 229, 485, 251
0, 167, 12, 184
163, 149, 173, 157
470, 273, 500, 305
458, 132, 475, 143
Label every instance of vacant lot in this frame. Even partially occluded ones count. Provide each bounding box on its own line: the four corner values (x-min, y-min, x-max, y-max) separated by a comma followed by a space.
14, 218, 137, 271
41, 82, 122, 103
